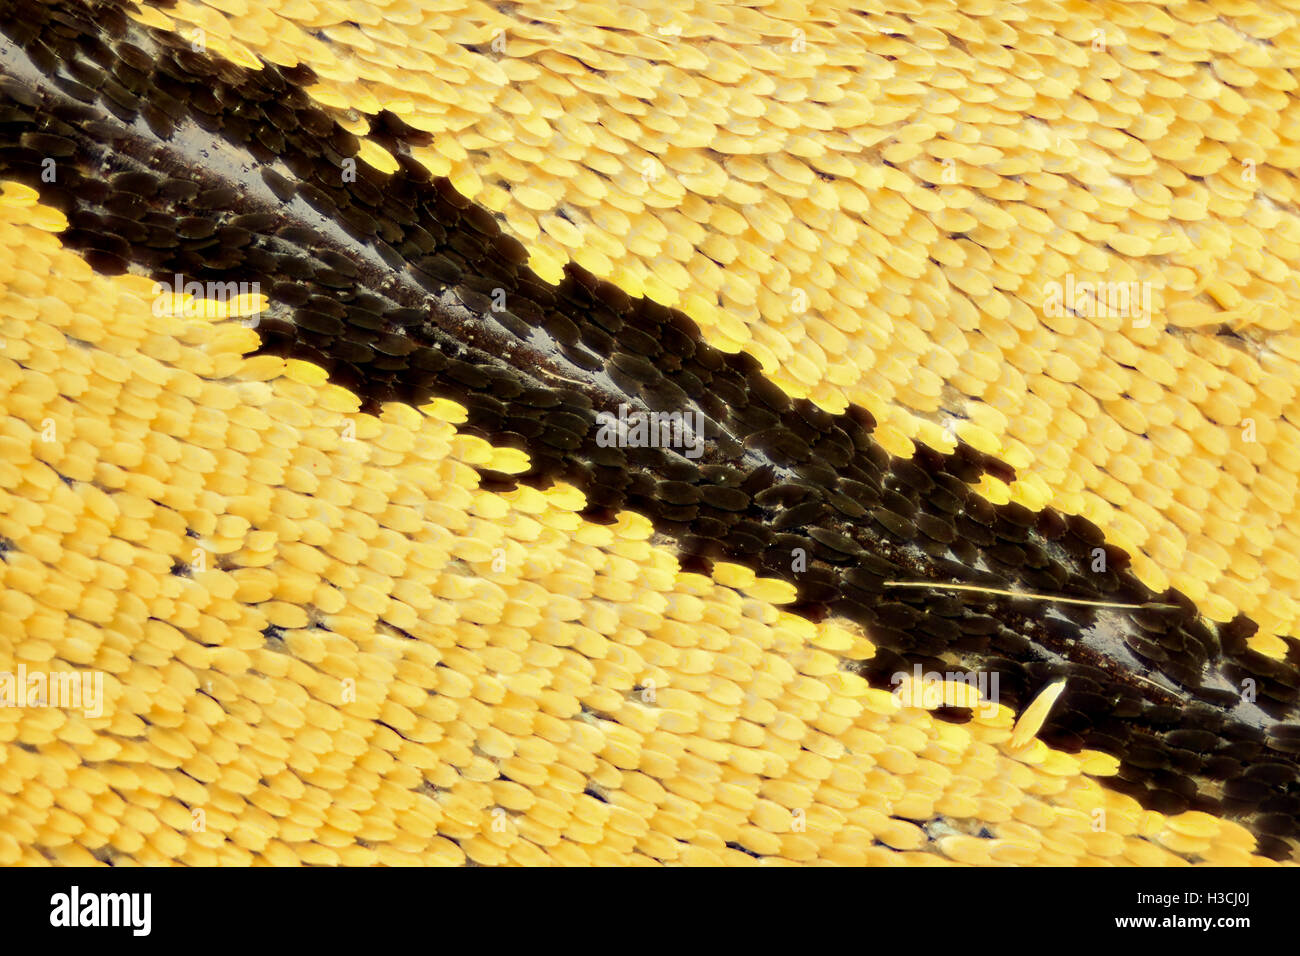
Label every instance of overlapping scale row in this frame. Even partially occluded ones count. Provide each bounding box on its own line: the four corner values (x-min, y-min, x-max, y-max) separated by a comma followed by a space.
0, 183, 1283, 866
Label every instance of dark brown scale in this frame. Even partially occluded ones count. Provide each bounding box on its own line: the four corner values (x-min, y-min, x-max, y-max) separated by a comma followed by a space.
313, 267, 356, 290
871, 508, 915, 540
810, 434, 854, 469
890, 458, 933, 493
745, 426, 812, 462
700, 486, 749, 513
928, 486, 963, 515
728, 398, 774, 434
726, 528, 772, 558
100, 76, 138, 112
879, 489, 917, 519
825, 491, 868, 520
751, 482, 812, 510
987, 543, 1026, 567
771, 500, 828, 530
875, 603, 919, 629
806, 526, 859, 558
836, 476, 880, 503
79, 247, 127, 272
19, 129, 76, 155
964, 494, 996, 525
99, 211, 146, 242
50, 74, 96, 104
608, 351, 658, 383
259, 167, 295, 202
653, 480, 700, 507
915, 513, 956, 544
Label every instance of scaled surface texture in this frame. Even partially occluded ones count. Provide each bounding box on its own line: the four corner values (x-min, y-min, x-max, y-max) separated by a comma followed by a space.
1, 0, 1299, 866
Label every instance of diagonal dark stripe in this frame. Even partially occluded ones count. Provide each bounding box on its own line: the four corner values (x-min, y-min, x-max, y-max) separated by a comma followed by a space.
5, 0, 1300, 857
